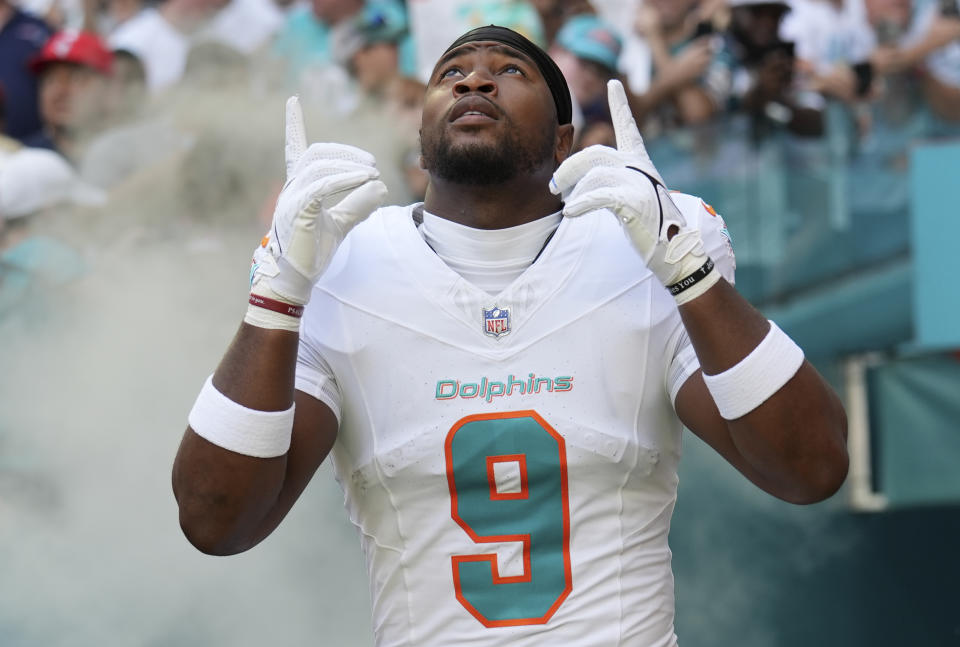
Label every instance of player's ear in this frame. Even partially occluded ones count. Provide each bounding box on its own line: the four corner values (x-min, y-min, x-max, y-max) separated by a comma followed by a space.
554, 123, 575, 166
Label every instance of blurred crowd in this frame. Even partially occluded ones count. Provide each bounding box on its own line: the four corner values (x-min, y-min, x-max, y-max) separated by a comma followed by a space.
0, 0, 958, 315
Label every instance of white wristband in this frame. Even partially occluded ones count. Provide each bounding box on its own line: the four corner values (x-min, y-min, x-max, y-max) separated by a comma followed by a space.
702, 321, 804, 420
244, 301, 302, 333
188, 375, 294, 457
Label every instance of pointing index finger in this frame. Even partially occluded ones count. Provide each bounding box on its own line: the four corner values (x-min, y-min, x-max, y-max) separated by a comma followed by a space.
607, 79, 644, 154
606, 79, 664, 186
285, 96, 307, 178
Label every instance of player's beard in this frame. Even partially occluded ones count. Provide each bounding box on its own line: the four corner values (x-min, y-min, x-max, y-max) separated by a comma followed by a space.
420, 119, 556, 186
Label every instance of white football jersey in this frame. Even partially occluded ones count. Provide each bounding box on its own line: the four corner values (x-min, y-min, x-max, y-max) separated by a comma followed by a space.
295, 198, 734, 647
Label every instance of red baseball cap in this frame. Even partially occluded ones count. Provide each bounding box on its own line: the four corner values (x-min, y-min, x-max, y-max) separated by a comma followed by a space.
29, 30, 114, 76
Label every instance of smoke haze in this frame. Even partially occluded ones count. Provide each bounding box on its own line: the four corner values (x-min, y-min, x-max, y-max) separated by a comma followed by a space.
0, 82, 380, 646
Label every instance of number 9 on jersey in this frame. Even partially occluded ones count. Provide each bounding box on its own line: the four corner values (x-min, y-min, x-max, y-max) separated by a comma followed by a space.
444, 410, 572, 627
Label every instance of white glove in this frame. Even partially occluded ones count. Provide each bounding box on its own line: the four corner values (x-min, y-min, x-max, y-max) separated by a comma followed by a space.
246, 96, 387, 331
549, 80, 719, 305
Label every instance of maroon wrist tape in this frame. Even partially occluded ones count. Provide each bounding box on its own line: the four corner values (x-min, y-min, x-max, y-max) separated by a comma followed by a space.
248, 294, 304, 318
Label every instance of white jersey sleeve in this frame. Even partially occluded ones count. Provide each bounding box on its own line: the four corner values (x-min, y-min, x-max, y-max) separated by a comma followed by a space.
666, 324, 699, 406
671, 191, 736, 286
296, 329, 343, 422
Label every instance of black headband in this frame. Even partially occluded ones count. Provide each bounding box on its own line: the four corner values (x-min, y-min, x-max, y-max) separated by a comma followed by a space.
440, 25, 572, 125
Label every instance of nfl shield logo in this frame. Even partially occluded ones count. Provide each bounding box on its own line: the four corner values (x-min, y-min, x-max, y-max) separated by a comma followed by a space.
483, 306, 510, 338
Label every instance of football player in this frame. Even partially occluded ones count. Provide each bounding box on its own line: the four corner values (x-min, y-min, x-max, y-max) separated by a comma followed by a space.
173, 25, 847, 646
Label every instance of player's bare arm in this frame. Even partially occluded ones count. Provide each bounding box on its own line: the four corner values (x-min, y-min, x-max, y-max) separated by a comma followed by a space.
674, 280, 848, 504
551, 80, 848, 505
172, 98, 386, 555
172, 326, 337, 555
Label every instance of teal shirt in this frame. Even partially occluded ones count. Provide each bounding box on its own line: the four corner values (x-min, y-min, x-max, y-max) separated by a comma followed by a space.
271, 3, 417, 84
455, 0, 546, 47
272, 6, 333, 84
0, 236, 85, 319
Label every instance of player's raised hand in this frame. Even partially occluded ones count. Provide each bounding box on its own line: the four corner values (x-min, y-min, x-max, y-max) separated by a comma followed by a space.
549, 80, 718, 304
247, 96, 388, 331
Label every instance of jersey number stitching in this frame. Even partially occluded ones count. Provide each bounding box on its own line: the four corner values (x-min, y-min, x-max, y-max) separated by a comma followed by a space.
444, 410, 572, 627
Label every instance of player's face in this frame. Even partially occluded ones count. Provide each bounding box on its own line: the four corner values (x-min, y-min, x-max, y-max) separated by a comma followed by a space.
419, 42, 566, 185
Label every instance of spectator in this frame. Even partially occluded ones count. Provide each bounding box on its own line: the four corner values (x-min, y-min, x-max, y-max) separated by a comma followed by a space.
528, 0, 594, 44
778, 0, 958, 127
108, 0, 230, 93
91, 0, 147, 35
815, 0, 936, 128
78, 47, 191, 190
781, 0, 872, 73
455, 0, 546, 45
203, 0, 284, 56
271, 0, 365, 86
859, 0, 960, 123
780, 0, 875, 105
0, 145, 105, 219
0, 0, 53, 141
631, 0, 728, 131
0, 146, 96, 318
18, 0, 74, 29
407, 0, 547, 83
344, 0, 408, 99
550, 13, 622, 127
22, 29, 113, 161
102, 47, 146, 122
717, 0, 825, 137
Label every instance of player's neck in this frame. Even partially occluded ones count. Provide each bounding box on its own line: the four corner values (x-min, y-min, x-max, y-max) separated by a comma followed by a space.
423, 171, 563, 230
